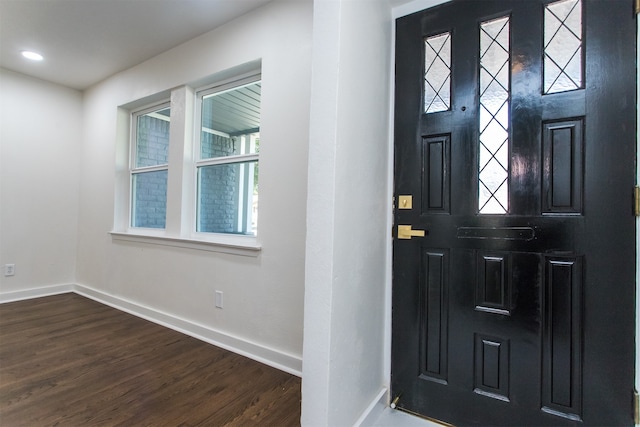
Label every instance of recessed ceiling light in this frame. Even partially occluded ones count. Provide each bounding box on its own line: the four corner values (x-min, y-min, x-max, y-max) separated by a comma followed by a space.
21, 51, 44, 61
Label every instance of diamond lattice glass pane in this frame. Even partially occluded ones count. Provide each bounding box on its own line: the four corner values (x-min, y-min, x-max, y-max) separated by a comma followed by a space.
480, 163, 507, 194
479, 105, 492, 132
544, 0, 582, 94
481, 81, 508, 115
479, 144, 493, 170
424, 32, 451, 113
480, 119, 508, 153
495, 101, 509, 129
479, 179, 508, 214
495, 140, 509, 166
479, 16, 510, 214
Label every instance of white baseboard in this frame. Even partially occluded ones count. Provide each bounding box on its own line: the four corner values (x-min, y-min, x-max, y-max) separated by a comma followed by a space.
0, 284, 74, 303
0, 284, 302, 377
355, 388, 388, 426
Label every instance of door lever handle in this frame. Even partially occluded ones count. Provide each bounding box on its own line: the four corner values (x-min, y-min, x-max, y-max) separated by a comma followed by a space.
397, 225, 427, 240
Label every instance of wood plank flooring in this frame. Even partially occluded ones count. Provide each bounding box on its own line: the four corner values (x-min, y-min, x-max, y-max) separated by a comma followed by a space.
0, 293, 301, 426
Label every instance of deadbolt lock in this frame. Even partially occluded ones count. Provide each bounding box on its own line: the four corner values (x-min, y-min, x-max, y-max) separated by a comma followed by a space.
398, 195, 413, 210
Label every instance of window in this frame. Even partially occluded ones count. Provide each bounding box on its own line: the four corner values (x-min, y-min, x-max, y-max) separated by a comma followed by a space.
130, 104, 170, 228
196, 78, 261, 236
116, 69, 263, 254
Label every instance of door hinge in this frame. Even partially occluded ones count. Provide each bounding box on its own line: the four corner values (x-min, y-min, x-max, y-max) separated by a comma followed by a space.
634, 389, 639, 425
636, 0, 640, 15
634, 186, 640, 216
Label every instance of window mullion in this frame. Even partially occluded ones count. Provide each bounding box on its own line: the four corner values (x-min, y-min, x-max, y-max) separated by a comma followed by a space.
165, 86, 195, 237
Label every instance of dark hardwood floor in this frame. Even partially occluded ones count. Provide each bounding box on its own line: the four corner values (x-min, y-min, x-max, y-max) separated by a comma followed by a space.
0, 293, 301, 426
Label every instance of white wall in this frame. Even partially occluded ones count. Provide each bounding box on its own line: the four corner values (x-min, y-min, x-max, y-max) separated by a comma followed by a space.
302, 0, 392, 424
0, 69, 82, 297
76, 0, 312, 373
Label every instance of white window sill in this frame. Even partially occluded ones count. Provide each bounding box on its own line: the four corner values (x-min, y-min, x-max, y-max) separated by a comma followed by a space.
110, 231, 261, 257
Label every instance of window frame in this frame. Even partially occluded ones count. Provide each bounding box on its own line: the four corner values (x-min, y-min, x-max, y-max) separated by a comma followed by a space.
129, 101, 171, 231
193, 74, 261, 238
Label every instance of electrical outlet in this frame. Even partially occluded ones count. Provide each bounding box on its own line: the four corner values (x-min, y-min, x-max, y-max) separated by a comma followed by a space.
4, 264, 15, 277
215, 290, 223, 309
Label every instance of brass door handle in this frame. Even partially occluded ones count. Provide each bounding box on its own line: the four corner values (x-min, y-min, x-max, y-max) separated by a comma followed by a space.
397, 225, 427, 239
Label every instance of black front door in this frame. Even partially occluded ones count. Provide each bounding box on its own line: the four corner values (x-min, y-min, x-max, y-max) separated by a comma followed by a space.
392, 1, 637, 425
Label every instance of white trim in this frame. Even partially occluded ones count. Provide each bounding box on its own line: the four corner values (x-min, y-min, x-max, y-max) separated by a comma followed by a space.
383, 3, 398, 405
636, 15, 640, 402
110, 231, 261, 256
354, 388, 388, 427
74, 285, 301, 376
0, 284, 301, 377
0, 284, 74, 303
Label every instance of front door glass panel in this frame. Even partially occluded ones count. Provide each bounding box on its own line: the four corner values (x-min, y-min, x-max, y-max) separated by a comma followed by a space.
479, 16, 510, 214
424, 32, 452, 113
544, 0, 583, 94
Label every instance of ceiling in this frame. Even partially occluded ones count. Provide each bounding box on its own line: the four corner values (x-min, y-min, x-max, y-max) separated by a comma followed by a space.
0, 0, 273, 90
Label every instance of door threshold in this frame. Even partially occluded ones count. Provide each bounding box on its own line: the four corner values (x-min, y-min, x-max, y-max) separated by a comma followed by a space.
368, 407, 450, 427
